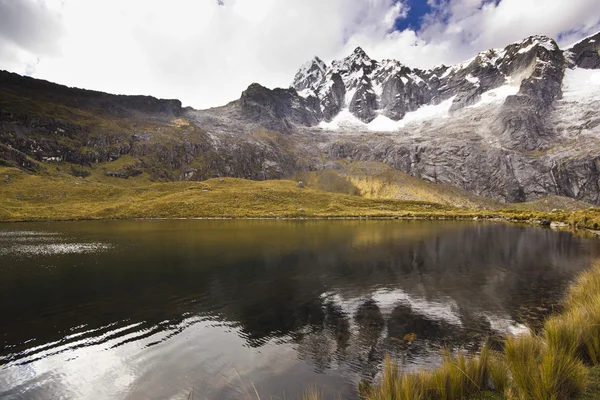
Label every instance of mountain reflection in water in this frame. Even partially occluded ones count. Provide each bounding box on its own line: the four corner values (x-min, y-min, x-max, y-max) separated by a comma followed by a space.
1, 220, 598, 400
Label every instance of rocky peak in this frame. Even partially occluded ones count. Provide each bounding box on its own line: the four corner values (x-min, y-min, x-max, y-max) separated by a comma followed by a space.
331, 46, 378, 76
239, 83, 322, 131
503, 35, 559, 60
292, 56, 327, 92
564, 31, 600, 69
347, 47, 371, 63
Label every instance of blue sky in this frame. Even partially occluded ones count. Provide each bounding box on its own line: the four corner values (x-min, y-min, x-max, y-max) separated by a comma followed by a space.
394, 0, 432, 31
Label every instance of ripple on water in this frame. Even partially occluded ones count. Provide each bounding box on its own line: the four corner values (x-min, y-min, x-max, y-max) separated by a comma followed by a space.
0, 230, 112, 256
0, 242, 113, 256
0, 231, 59, 237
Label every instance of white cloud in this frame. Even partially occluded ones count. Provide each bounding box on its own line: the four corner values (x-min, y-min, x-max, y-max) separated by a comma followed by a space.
0, 0, 598, 109
359, 0, 600, 69
0, 0, 406, 108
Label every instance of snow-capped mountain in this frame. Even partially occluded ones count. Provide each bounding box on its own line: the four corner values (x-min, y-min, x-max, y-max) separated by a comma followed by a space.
292, 34, 566, 126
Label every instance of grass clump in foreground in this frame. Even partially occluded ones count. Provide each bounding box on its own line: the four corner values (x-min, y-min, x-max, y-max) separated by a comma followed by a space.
357, 261, 600, 400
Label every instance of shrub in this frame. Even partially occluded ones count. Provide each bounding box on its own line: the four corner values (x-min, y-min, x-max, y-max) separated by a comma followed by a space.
70, 165, 91, 178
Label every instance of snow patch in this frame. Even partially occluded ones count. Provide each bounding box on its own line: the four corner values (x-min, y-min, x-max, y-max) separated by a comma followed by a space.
297, 89, 315, 98
466, 74, 480, 86
408, 73, 425, 85
538, 39, 556, 52
469, 84, 520, 108
561, 68, 600, 102
318, 108, 365, 130
344, 88, 357, 106
517, 42, 537, 54
320, 97, 456, 132
441, 57, 475, 78
517, 37, 556, 54
368, 114, 401, 132
372, 82, 383, 97
368, 97, 456, 131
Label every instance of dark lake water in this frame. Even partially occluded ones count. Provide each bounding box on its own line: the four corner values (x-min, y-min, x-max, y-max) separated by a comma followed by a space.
1, 220, 599, 399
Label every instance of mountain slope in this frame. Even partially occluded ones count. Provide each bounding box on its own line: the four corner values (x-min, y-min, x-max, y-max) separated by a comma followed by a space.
1, 32, 600, 205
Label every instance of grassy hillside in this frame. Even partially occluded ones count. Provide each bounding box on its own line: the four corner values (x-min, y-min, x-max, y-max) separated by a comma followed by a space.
2, 164, 600, 230
293, 161, 501, 209
0, 166, 452, 221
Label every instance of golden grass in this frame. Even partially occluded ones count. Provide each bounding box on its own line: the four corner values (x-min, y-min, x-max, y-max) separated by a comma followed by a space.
0, 166, 460, 221
3, 165, 600, 229
292, 162, 499, 209
359, 346, 495, 400
505, 334, 587, 399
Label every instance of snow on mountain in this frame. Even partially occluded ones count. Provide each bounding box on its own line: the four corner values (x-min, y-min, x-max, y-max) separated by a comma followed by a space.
292, 34, 568, 129
318, 108, 365, 130
318, 96, 456, 132
368, 97, 456, 131
292, 57, 327, 92
561, 67, 600, 102
469, 84, 520, 108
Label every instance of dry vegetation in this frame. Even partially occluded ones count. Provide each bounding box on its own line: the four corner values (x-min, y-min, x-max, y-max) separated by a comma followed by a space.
2, 164, 600, 231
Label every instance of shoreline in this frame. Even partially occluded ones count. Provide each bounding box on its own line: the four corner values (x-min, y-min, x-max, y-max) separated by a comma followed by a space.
0, 213, 589, 230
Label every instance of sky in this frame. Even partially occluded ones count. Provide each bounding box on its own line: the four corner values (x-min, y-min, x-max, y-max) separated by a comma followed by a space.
0, 0, 599, 109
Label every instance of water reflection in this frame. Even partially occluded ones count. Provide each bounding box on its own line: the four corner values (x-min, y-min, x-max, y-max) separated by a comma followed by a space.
0, 220, 598, 399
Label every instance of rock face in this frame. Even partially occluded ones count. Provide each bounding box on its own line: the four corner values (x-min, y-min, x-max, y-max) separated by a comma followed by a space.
565, 34, 600, 69
2, 31, 600, 205
239, 83, 321, 131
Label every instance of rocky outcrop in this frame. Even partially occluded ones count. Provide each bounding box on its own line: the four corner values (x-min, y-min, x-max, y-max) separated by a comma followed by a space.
349, 80, 378, 122
565, 32, 600, 69
292, 57, 327, 92
0, 70, 182, 118
239, 83, 321, 131
320, 73, 346, 121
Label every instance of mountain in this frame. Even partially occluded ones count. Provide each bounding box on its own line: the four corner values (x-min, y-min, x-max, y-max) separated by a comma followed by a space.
1, 32, 600, 204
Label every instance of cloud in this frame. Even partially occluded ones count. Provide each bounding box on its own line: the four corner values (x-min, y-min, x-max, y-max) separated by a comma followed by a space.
0, 0, 598, 108
358, 0, 600, 68
0, 0, 406, 108
0, 0, 63, 53
0, 0, 63, 73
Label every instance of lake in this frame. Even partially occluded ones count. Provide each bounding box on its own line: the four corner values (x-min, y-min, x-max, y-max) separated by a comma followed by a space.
1, 220, 599, 399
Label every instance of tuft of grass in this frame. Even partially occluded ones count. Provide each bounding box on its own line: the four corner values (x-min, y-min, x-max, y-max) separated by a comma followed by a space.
504, 334, 547, 398
69, 165, 91, 178
487, 352, 509, 396
364, 346, 493, 400
300, 385, 324, 400
565, 262, 600, 310
546, 262, 600, 366
503, 334, 587, 399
